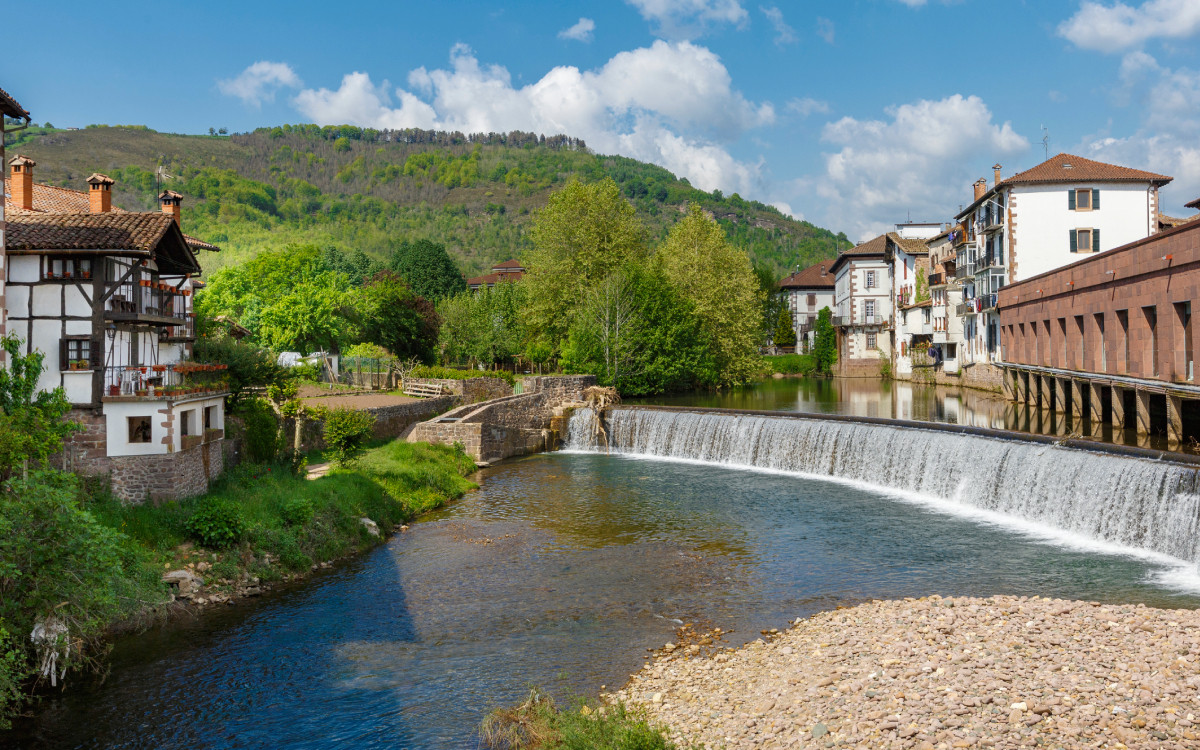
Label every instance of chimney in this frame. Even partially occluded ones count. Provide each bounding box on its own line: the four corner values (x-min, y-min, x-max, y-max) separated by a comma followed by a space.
9, 155, 34, 211
993, 163, 1002, 187
87, 173, 114, 213
973, 179, 986, 201
159, 190, 182, 226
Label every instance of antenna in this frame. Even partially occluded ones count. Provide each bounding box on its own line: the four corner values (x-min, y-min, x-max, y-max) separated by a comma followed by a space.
1041, 126, 1050, 160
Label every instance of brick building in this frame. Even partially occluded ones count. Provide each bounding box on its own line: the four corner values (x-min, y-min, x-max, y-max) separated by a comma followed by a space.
997, 217, 1200, 444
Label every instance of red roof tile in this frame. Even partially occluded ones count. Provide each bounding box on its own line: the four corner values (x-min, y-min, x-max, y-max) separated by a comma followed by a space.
0, 86, 29, 119
492, 259, 524, 270
779, 260, 835, 289
1001, 153, 1171, 187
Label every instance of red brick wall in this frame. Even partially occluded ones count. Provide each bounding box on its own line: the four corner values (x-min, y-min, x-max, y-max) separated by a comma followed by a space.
998, 221, 1200, 383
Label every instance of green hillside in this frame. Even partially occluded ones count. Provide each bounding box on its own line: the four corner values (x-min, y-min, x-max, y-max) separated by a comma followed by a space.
4, 124, 847, 277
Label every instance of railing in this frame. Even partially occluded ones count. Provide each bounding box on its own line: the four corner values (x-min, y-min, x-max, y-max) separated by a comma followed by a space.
106, 279, 188, 323
956, 302, 973, 316
162, 313, 197, 341
980, 293, 998, 311
955, 264, 975, 280
101, 362, 230, 399
928, 272, 945, 286
981, 255, 1004, 271
834, 314, 886, 327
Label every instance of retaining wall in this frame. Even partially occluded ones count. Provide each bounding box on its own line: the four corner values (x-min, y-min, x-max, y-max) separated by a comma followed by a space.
407, 377, 512, 403
298, 395, 457, 452
892, 361, 1005, 393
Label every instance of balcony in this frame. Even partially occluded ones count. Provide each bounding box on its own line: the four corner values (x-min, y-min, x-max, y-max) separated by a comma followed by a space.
980, 292, 998, 312
955, 263, 976, 280
928, 272, 945, 287
956, 301, 975, 317
834, 314, 887, 327
980, 255, 1004, 272
162, 313, 197, 343
106, 279, 189, 327
101, 362, 229, 402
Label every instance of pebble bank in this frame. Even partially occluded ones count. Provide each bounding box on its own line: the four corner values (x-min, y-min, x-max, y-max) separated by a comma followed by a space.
612, 595, 1200, 749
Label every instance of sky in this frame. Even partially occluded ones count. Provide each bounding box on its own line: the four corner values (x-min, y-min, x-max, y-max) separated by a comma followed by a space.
5, 0, 1200, 239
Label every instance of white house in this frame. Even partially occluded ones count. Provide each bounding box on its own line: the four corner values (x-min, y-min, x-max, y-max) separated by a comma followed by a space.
778, 260, 835, 350
5, 156, 226, 502
0, 86, 31, 357
925, 230, 964, 374
888, 224, 936, 377
830, 233, 900, 374
954, 154, 1171, 366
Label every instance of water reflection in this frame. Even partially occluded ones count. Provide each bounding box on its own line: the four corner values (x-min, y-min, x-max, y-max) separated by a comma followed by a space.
634, 378, 1176, 452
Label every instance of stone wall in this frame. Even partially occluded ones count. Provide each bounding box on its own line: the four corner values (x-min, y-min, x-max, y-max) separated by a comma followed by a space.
299, 395, 457, 452
520, 374, 596, 401
892, 361, 1005, 393
407, 377, 512, 403
833, 358, 885, 378
107, 438, 225, 504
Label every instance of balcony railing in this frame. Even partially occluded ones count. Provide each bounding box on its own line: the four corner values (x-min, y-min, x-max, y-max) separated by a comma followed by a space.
101, 362, 230, 400
928, 272, 945, 287
956, 302, 973, 316
980, 292, 998, 311
955, 263, 975, 280
162, 313, 197, 342
834, 314, 886, 327
106, 279, 189, 326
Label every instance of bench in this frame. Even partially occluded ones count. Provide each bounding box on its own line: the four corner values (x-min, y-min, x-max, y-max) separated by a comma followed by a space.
403, 381, 445, 398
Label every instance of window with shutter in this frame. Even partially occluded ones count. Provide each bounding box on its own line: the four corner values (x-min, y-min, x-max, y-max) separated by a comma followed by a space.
1092, 189, 1100, 209
1069, 229, 1078, 252
1092, 228, 1100, 252
1068, 190, 1076, 210
1077, 228, 1093, 252
1075, 189, 1092, 211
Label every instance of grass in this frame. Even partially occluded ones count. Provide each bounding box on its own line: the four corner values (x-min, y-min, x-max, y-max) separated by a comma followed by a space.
760, 353, 817, 376
480, 690, 684, 750
88, 439, 477, 587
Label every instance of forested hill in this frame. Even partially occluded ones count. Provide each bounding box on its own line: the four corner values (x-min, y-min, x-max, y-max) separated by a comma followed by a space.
5, 123, 847, 277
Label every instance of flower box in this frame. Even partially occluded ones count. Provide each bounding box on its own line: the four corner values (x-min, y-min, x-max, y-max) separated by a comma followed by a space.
181, 434, 204, 451
152, 364, 167, 373
135, 389, 148, 397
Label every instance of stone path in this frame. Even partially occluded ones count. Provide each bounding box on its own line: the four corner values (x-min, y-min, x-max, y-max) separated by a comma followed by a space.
612, 595, 1200, 749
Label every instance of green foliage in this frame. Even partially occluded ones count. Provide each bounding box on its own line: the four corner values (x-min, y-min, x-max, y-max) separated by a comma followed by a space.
185, 497, 248, 549
813, 306, 837, 375
388, 239, 469, 301
408, 365, 517, 386
915, 266, 930, 304
480, 691, 679, 750
659, 204, 764, 387
323, 408, 377, 466
193, 333, 289, 408
358, 272, 439, 363
878, 351, 893, 380
561, 263, 716, 396
0, 335, 77, 477
343, 342, 390, 360
240, 398, 282, 463
436, 283, 526, 368
772, 305, 797, 348
525, 178, 648, 348
0, 624, 27, 730
280, 496, 315, 527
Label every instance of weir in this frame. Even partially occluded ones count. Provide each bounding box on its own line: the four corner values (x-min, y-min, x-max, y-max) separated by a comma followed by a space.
564, 406, 1200, 564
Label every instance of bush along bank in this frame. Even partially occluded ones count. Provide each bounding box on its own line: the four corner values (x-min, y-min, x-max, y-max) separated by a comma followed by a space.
0, 439, 477, 730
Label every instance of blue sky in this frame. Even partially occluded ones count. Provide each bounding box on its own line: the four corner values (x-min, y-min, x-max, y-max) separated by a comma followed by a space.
6, 0, 1200, 238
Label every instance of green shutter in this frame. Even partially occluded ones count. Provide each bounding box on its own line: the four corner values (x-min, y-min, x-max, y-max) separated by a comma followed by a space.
1068, 190, 1076, 210
1092, 189, 1100, 209
1069, 229, 1078, 253
1092, 228, 1100, 251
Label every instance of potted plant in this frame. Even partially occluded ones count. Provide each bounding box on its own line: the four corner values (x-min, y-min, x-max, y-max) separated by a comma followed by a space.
139, 279, 152, 288
152, 364, 167, 373
135, 388, 148, 397
45, 271, 56, 279
107, 385, 120, 397
81, 270, 91, 279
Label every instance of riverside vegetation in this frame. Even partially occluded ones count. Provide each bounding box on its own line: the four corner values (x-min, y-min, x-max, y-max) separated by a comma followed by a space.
0, 337, 477, 729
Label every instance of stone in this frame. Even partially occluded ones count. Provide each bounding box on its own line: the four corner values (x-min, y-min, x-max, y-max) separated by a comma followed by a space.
360, 518, 381, 537
811, 723, 828, 738
162, 569, 203, 596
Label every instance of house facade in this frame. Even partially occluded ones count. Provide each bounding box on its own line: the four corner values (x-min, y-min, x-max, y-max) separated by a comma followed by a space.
830, 234, 895, 374
889, 224, 936, 378
955, 155, 1171, 367
778, 260, 835, 350
5, 157, 227, 502
466, 258, 525, 290
0, 86, 32, 354
925, 230, 964, 374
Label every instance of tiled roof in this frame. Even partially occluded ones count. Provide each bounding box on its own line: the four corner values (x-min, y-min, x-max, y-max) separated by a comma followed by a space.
8, 182, 220, 252
492, 259, 524, 270
0, 86, 29, 119
891, 233, 930, 256
779, 260, 835, 289
1001, 153, 1172, 187
1187, 197, 1200, 210
7, 212, 179, 253
1159, 213, 1200, 230
467, 270, 525, 287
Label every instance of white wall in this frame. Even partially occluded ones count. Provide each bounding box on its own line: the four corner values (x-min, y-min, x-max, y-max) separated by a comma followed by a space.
1011, 182, 1156, 282
9, 255, 39, 283
103, 393, 225, 457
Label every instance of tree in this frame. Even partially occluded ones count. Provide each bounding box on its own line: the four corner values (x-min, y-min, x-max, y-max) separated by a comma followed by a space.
773, 305, 796, 348
525, 178, 647, 349
0, 335, 76, 479
754, 263, 783, 344
658, 204, 763, 387
387, 239, 467, 301
813, 306, 837, 374
358, 272, 439, 363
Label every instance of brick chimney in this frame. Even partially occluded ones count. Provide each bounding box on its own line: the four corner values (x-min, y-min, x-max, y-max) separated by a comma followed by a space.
973, 179, 987, 202
159, 190, 182, 226
87, 173, 114, 213
8, 155, 34, 211
993, 163, 1002, 187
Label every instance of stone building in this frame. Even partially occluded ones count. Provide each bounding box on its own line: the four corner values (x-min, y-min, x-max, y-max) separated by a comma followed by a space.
997, 215, 1200, 445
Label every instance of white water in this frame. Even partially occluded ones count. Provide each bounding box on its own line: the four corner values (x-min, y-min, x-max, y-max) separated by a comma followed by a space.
565, 407, 1200, 577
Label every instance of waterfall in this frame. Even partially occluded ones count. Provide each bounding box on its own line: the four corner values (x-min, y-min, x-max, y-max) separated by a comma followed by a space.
565, 407, 1200, 565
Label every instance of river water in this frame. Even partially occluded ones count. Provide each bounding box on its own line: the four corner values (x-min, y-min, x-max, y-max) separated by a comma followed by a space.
11, 445, 1200, 748
634, 377, 1177, 452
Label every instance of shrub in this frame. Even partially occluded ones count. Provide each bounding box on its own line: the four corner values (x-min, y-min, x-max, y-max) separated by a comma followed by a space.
186, 497, 247, 549
240, 398, 281, 463
323, 408, 376, 466
281, 496, 315, 527
409, 364, 516, 386
0, 624, 28, 730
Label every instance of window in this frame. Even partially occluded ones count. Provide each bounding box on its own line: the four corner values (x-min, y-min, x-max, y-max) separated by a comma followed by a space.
1144, 306, 1159, 376
1070, 228, 1099, 253
44, 257, 94, 281
1117, 310, 1130, 370
865, 270, 876, 288
1069, 188, 1099, 211
128, 416, 152, 444
181, 409, 193, 437
1095, 313, 1106, 372
1076, 316, 1086, 370
867, 332, 877, 349
1177, 302, 1194, 381
205, 405, 218, 431
864, 299, 875, 322
60, 337, 94, 370
807, 293, 816, 307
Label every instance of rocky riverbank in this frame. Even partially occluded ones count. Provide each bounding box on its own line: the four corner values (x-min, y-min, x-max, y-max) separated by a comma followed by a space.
612, 595, 1200, 749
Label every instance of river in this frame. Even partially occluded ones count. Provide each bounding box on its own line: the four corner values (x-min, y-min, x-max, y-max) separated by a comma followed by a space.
635, 376, 1181, 452
11, 437, 1200, 748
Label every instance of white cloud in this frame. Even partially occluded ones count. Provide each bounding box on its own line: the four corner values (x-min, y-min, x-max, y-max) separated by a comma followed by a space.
288, 42, 772, 196
559, 17, 596, 43
1059, 0, 1200, 52
625, 0, 747, 38
896, 0, 928, 5
1081, 56, 1200, 214
787, 97, 830, 117
760, 6, 796, 45
816, 17, 835, 44
804, 94, 1028, 239
218, 61, 301, 108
